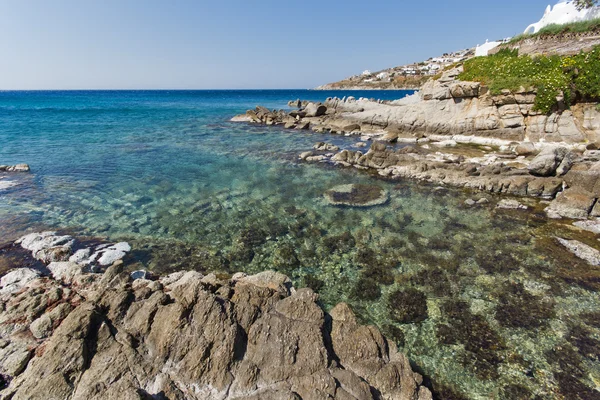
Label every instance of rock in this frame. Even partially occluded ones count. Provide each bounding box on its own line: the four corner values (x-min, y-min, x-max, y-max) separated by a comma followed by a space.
47, 261, 84, 284
496, 199, 528, 210
299, 151, 313, 160
130, 270, 151, 280
69, 248, 91, 263
324, 184, 389, 207
296, 120, 310, 130
556, 151, 577, 176
0, 267, 430, 399
313, 142, 339, 152
464, 199, 476, 206
432, 139, 457, 148
303, 103, 327, 117
342, 123, 361, 132
284, 121, 296, 129
545, 188, 596, 219
514, 142, 538, 156
556, 238, 600, 266
1, 348, 32, 376
450, 81, 480, 98
230, 114, 253, 122
574, 219, 600, 235
2, 164, 30, 172
527, 146, 568, 177
29, 314, 53, 339
16, 232, 75, 263
89, 242, 131, 266
477, 198, 490, 204
0, 268, 41, 295
235, 270, 293, 295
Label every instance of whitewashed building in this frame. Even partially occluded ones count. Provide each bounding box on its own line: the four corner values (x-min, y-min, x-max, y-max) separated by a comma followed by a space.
524, 0, 600, 34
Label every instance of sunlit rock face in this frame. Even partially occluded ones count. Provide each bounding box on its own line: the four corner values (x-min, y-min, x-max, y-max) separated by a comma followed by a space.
524, 1, 600, 34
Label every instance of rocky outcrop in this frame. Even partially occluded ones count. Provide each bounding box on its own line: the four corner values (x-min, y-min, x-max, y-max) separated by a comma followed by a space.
16, 231, 131, 271
0, 236, 431, 400
0, 164, 30, 172
234, 67, 600, 146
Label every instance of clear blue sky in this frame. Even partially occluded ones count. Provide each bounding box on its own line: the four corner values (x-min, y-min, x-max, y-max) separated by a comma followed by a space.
0, 0, 555, 89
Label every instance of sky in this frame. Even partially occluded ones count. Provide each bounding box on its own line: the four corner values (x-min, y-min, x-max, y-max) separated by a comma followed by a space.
0, 0, 559, 89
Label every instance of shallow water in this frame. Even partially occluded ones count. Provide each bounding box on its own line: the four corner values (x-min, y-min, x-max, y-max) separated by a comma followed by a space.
1, 90, 599, 399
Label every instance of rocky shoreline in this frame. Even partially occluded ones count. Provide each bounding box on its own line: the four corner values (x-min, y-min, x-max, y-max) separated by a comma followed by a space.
0, 232, 432, 400
232, 68, 600, 223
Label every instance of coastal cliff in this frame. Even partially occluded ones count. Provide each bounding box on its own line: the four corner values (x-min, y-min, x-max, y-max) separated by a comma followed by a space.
0, 233, 431, 400
323, 66, 599, 144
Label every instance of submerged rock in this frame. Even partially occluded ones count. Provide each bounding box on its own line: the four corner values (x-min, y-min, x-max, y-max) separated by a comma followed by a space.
556, 238, 600, 266
496, 199, 528, 210
324, 184, 389, 207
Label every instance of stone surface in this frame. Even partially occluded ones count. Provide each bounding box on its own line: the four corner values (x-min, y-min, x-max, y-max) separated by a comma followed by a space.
303, 102, 327, 117
496, 199, 528, 210
0, 268, 41, 295
324, 184, 389, 207
528, 146, 568, 177
0, 263, 431, 400
0, 164, 30, 172
556, 238, 600, 266
574, 219, 600, 235
545, 188, 596, 219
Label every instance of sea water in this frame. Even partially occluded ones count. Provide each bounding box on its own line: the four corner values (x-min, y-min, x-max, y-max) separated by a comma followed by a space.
0, 90, 599, 399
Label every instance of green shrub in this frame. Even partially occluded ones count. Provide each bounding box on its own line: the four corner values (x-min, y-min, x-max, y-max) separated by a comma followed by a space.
459, 46, 600, 113
509, 18, 600, 43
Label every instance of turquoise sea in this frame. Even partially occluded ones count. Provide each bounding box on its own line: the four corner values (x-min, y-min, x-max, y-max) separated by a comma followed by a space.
1, 90, 599, 399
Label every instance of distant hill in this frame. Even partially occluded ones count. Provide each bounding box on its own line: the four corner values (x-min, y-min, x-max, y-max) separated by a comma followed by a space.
315, 47, 475, 90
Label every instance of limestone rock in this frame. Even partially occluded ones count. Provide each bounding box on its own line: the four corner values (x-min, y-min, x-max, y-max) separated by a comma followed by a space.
545, 188, 596, 219
16, 232, 75, 263
303, 102, 327, 117
0, 268, 41, 295
528, 146, 568, 177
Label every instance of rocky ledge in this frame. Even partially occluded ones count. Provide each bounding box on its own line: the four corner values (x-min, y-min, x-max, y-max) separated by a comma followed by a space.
233, 66, 600, 145
0, 233, 431, 400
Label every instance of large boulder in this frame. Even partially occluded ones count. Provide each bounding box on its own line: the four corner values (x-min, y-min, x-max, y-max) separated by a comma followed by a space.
527, 146, 568, 177
545, 187, 597, 219
449, 81, 480, 98
303, 102, 327, 117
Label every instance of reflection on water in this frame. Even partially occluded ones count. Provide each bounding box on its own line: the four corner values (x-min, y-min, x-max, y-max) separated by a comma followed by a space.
1, 90, 599, 399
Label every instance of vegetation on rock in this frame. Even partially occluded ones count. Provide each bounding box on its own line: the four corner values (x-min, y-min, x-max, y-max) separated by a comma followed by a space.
459, 47, 600, 113
510, 17, 600, 43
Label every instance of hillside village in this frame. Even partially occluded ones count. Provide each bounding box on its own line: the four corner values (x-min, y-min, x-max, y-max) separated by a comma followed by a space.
316, 0, 600, 90
314, 47, 476, 90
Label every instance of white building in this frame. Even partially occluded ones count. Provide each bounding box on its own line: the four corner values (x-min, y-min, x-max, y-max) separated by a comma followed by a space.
361, 70, 372, 76
524, 0, 600, 34
475, 39, 502, 57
